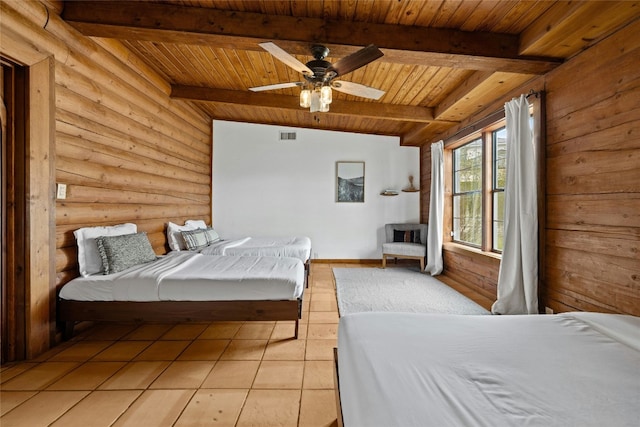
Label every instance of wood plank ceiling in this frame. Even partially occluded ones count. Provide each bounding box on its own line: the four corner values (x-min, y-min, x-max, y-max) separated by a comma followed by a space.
61, 0, 640, 145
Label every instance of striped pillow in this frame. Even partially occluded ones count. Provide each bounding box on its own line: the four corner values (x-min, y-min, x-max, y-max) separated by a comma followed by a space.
204, 227, 220, 244
181, 229, 209, 251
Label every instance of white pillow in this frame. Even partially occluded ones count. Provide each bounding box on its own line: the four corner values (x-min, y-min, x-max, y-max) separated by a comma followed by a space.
74, 223, 137, 277
184, 219, 207, 229
167, 221, 197, 251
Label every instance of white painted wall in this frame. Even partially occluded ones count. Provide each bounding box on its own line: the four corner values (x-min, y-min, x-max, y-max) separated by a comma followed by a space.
212, 120, 420, 259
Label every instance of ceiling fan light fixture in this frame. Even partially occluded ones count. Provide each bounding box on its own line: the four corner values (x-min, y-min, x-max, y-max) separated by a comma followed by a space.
320, 84, 332, 104
300, 87, 311, 108
251, 42, 385, 113
310, 89, 321, 113
306, 85, 331, 113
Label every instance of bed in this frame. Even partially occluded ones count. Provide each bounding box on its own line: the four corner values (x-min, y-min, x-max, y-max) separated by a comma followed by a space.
167, 220, 312, 283
200, 236, 311, 264
58, 250, 305, 339
335, 311, 640, 427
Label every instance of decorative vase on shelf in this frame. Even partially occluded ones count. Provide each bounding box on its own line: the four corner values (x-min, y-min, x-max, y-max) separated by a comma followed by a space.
402, 175, 419, 192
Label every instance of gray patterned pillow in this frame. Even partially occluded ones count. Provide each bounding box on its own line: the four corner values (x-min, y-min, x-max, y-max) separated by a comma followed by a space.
181, 228, 209, 251
204, 227, 220, 244
96, 232, 157, 275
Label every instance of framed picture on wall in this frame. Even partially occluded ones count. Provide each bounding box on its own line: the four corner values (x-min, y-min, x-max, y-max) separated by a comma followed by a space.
336, 161, 365, 203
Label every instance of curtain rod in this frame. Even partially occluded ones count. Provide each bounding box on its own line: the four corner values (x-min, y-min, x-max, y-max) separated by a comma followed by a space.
443, 89, 543, 145
443, 109, 504, 145
526, 89, 542, 99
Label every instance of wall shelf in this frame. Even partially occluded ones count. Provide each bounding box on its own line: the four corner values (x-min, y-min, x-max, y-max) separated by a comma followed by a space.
401, 175, 420, 193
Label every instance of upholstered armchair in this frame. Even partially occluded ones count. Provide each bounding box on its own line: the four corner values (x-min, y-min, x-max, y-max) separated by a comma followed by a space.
382, 223, 428, 271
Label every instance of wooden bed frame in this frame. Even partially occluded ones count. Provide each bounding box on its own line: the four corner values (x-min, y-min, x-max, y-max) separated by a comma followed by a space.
58, 250, 310, 341
304, 257, 311, 287
58, 297, 303, 339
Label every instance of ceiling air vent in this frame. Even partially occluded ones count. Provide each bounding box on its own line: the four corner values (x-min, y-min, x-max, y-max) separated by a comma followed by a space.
279, 131, 298, 141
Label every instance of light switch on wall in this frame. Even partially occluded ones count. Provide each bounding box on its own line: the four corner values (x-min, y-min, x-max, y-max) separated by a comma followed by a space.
56, 183, 67, 199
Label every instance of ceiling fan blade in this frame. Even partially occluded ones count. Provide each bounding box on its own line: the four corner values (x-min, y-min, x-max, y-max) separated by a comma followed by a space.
331, 81, 385, 100
327, 45, 384, 77
259, 42, 313, 76
249, 82, 302, 92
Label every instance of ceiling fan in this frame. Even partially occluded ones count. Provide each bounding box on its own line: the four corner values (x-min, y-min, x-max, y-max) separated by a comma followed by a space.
249, 42, 385, 112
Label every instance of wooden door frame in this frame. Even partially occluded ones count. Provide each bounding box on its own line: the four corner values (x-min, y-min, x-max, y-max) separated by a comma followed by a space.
1, 48, 55, 361
25, 56, 56, 358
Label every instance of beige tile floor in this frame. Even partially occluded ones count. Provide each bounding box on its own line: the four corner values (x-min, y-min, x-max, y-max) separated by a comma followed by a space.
0, 262, 490, 427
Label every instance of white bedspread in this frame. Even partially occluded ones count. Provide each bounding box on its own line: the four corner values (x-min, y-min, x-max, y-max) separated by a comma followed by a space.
200, 236, 311, 262
160, 254, 303, 301
59, 252, 304, 302
338, 312, 640, 427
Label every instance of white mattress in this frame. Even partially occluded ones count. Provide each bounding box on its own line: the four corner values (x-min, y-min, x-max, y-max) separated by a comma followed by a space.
199, 236, 311, 263
59, 252, 304, 302
337, 312, 640, 427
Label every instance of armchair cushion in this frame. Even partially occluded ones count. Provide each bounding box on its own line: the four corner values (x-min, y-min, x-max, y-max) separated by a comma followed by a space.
382, 242, 425, 257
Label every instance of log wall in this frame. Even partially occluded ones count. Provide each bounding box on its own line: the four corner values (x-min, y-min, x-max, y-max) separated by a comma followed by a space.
543, 18, 640, 315
424, 19, 640, 316
1, 1, 212, 356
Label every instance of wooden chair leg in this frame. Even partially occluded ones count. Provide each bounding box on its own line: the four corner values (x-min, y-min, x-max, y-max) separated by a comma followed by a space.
382, 255, 387, 269
420, 258, 425, 271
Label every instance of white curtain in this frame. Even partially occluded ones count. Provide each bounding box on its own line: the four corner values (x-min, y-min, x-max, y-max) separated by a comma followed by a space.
492, 95, 538, 314
425, 140, 444, 275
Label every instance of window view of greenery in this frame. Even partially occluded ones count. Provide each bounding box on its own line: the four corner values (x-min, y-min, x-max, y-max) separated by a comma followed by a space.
450, 115, 532, 253
453, 139, 483, 247
492, 127, 507, 252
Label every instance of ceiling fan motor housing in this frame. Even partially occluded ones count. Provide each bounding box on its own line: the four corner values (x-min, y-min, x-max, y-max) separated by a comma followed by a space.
304, 45, 336, 84
310, 44, 329, 59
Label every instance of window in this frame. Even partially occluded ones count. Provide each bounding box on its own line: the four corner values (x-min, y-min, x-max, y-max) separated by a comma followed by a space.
445, 97, 541, 263
453, 139, 483, 247
450, 121, 507, 253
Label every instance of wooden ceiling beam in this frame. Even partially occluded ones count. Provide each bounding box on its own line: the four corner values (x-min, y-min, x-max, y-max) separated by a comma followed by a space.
170, 85, 450, 124
519, 1, 640, 57
401, 124, 434, 146
434, 71, 495, 119
62, 1, 561, 74
519, 1, 585, 56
